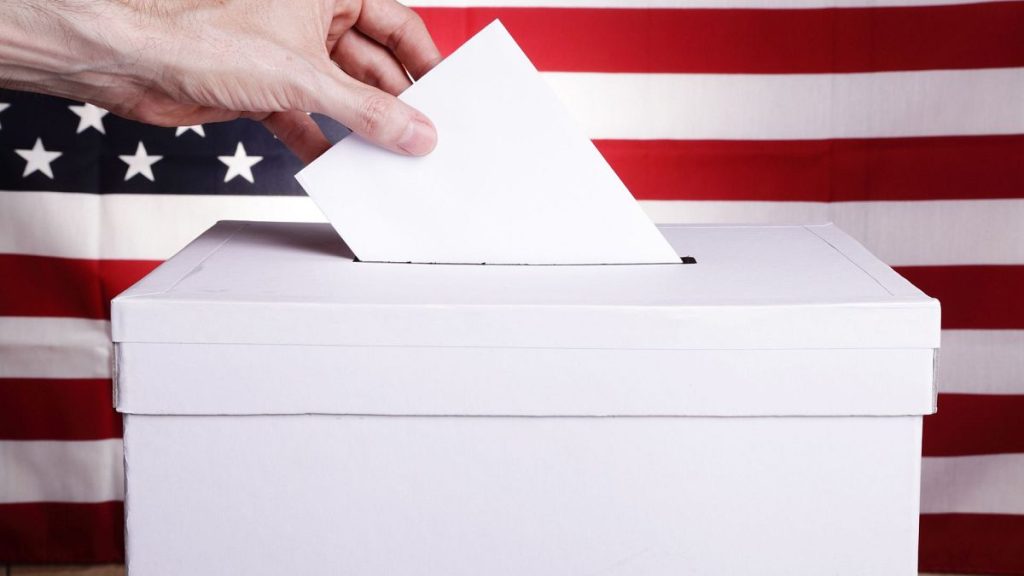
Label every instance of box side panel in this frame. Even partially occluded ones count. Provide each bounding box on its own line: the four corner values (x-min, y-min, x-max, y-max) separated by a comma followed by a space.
115, 343, 937, 416
124, 414, 922, 576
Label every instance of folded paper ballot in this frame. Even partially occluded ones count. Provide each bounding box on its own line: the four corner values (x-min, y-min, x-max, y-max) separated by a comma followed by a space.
296, 20, 679, 265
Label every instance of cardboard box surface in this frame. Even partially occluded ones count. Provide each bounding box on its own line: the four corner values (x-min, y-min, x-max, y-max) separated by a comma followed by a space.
113, 221, 939, 576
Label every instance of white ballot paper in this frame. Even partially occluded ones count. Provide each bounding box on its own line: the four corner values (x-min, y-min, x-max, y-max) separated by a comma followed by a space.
296, 20, 679, 264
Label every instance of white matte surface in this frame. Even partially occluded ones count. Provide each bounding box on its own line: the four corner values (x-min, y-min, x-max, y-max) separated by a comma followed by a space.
112, 221, 939, 417
124, 414, 923, 576
296, 21, 678, 264
116, 344, 936, 416
115, 218, 936, 575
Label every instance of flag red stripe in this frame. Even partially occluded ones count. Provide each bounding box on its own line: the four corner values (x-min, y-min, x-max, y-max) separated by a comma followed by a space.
895, 265, 1024, 330
920, 513, 1024, 574
924, 394, 1024, 456
596, 135, 1024, 202
2, 256, 1021, 329
416, 3, 1024, 73
0, 501, 124, 563
0, 254, 159, 320
0, 378, 120, 440
2, 493, 1021, 568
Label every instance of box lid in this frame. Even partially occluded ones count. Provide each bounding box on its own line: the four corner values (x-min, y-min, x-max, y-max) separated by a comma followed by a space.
112, 221, 940, 417
112, 221, 939, 351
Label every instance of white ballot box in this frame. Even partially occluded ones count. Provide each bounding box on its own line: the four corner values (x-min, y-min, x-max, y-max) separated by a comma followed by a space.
112, 219, 939, 576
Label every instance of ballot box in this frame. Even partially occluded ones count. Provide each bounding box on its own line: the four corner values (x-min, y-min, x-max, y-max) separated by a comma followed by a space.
112, 219, 939, 576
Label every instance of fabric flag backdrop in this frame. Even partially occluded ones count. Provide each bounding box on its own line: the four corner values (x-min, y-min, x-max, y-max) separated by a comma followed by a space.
1, 0, 1022, 572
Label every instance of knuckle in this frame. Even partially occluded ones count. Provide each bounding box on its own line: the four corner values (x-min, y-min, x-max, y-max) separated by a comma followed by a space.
357, 93, 396, 138
356, 67, 384, 90
386, 13, 423, 52
128, 102, 172, 127
278, 118, 314, 145
119, 93, 192, 128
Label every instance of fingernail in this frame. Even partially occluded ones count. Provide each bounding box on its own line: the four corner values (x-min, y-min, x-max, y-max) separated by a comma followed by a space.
397, 116, 437, 156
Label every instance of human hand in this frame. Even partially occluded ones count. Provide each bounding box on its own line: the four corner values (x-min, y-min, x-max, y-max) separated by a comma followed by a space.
0, 0, 442, 162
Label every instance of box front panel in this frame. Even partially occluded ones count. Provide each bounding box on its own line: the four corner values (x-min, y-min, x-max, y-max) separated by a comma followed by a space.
124, 414, 922, 576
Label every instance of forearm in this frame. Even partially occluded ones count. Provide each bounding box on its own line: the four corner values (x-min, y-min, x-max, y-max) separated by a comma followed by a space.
0, 1, 150, 101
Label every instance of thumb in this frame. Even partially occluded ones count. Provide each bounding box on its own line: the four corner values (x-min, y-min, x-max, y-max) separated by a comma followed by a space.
311, 63, 437, 156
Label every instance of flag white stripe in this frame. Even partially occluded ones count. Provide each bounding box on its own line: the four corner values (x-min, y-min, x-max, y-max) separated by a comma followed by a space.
921, 453, 1024, 515
3, 192, 1023, 266
0, 439, 123, 504
1, 440, 1020, 509
642, 199, 1024, 267
407, 0, 1016, 7
543, 68, 1024, 140
0, 191, 325, 261
0, 317, 111, 379
938, 330, 1024, 395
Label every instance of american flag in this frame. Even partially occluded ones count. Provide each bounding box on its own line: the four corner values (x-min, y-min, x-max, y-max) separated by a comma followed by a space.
1, 1, 1022, 572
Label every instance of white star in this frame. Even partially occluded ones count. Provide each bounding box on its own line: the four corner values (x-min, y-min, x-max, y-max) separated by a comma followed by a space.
119, 141, 163, 181
69, 103, 108, 134
218, 142, 262, 183
0, 102, 9, 130
15, 138, 62, 179
175, 125, 205, 137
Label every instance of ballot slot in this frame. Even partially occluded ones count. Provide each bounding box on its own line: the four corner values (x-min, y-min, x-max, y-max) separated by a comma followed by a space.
347, 256, 698, 266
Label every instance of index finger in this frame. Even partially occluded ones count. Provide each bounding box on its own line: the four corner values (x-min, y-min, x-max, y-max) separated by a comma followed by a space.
355, 0, 442, 80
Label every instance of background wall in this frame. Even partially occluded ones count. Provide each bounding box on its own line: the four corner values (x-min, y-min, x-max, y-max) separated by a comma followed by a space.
1, 1, 1022, 573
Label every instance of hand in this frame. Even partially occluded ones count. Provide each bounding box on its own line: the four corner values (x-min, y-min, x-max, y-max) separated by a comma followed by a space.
0, 0, 442, 162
